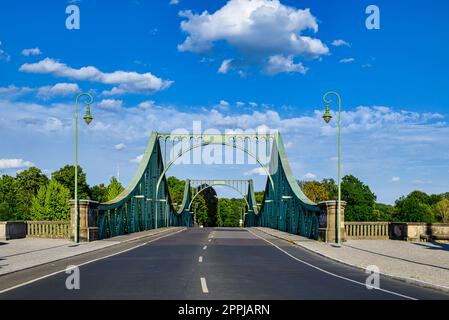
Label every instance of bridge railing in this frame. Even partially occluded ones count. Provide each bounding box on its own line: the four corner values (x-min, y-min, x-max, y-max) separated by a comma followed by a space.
26, 221, 70, 239
344, 222, 390, 240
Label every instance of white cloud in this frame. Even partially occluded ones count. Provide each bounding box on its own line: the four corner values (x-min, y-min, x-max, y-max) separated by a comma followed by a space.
99, 99, 123, 111
0, 85, 34, 97
114, 143, 126, 151
178, 0, 328, 73
332, 39, 351, 47
236, 101, 245, 107
22, 48, 42, 56
37, 83, 80, 99
218, 59, 233, 74
131, 154, 144, 164
303, 173, 317, 180
249, 102, 258, 107
20, 57, 173, 95
0, 41, 11, 62
391, 176, 400, 182
0, 159, 34, 170
244, 167, 267, 176
265, 55, 308, 75
169, 0, 179, 5
340, 58, 355, 63
138, 100, 156, 110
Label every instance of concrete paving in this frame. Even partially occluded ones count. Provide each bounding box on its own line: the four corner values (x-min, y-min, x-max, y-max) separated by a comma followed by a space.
254, 227, 449, 292
0, 227, 182, 275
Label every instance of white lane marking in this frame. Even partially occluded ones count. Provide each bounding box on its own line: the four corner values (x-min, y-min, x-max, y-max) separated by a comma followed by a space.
0, 228, 187, 294
203, 245, 207, 250
200, 277, 209, 293
199, 256, 203, 263
208, 239, 212, 243
247, 229, 417, 301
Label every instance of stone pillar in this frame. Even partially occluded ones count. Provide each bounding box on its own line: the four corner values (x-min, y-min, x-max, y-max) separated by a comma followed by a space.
70, 200, 100, 242
317, 200, 347, 243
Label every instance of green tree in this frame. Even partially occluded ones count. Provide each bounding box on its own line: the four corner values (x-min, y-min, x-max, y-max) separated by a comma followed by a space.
167, 176, 186, 205
321, 178, 338, 200
341, 175, 377, 221
52, 165, 91, 200
192, 194, 208, 226
394, 191, 435, 223
107, 177, 124, 201
15, 167, 49, 220
0, 175, 19, 221
373, 203, 396, 221
30, 179, 71, 221
434, 198, 449, 223
300, 181, 328, 203
91, 183, 109, 203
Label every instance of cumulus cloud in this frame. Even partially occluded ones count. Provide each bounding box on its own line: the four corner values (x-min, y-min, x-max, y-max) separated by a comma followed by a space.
37, 83, 80, 99
244, 167, 268, 176
218, 59, 233, 74
303, 172, 317, 180
99, 99, 123, 111
331, 39, 351, 47
169, 0, 179, 4
0, 41, 11, 62
19, 57, 173, 95
265, 55, 308, 74
22, 47, 42, 56
114, 143, 126, 151
340, 58, 355, 63
0, 159, 34, 170
178, 0, 328, 74
391, 176, 400, 182
131, 154, 144, 164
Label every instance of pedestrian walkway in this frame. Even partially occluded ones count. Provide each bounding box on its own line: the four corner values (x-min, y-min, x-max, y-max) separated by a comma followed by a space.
0, 227, 183, 276
253, 227, 449, 292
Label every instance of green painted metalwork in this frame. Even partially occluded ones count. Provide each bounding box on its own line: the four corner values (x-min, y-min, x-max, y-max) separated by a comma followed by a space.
96, 131, 320, 241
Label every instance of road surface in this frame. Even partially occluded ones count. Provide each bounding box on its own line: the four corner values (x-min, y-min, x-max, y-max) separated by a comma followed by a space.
1, 228, 448, 300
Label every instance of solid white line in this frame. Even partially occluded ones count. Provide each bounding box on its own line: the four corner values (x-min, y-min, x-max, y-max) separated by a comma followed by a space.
199, 256, 203, 263
0, 228, 187, 295
247, 229, 417, 301
200, 277, 209, 293
203, 245, 207, 250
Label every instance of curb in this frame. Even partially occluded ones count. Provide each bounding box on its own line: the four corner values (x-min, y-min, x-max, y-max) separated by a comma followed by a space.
252, 227, 449, 295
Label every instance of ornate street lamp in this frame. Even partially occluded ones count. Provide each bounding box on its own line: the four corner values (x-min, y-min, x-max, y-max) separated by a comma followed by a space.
74, 93, 94, 243
322, 91, 342, 246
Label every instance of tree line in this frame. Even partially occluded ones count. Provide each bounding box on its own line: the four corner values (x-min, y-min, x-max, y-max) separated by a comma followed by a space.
1, 167, 448, 224
0, 166, 124, 221
298, 175, 449, 223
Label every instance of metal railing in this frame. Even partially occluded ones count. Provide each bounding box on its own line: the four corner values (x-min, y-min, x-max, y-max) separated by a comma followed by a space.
345, 222, 389, 239
26, 221, 70, 239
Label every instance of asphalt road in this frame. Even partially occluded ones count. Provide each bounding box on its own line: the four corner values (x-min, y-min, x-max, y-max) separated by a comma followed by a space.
1, 228, 448, 300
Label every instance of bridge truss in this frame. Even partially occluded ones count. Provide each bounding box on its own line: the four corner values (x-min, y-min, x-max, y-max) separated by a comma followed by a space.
96, 132, 320, 240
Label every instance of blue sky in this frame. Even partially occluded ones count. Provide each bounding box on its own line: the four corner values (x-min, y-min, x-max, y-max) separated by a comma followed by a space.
0, 0, 449, 204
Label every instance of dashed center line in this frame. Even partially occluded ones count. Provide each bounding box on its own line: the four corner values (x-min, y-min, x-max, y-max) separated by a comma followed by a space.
199, 256, 203, 263
203, 245, 207, 250
208, 239, 212, 242
200, 277, 209, 293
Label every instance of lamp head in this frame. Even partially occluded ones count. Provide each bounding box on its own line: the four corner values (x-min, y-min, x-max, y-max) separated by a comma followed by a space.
83, 105, 93, 125
323, 103, 332, 124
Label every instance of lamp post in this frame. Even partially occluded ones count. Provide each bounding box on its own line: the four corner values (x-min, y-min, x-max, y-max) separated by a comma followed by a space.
74, 93, 94, 243
322, 91, 342, 246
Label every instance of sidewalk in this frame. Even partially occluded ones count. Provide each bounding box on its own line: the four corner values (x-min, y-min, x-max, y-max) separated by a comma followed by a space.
253, 227, 449, 292
0, 227, 183, 276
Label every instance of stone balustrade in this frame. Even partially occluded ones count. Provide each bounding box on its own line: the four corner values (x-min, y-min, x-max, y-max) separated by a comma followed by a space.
345, 222, 390, 239
26, 221, 70, 239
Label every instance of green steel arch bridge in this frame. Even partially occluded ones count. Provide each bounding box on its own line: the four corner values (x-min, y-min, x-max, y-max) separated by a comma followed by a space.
97, 131, 320, 240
